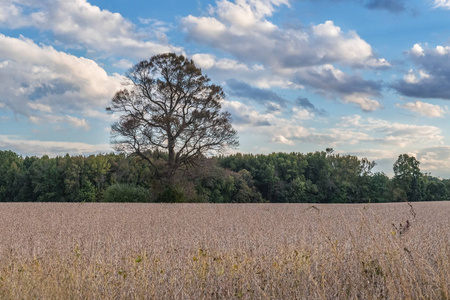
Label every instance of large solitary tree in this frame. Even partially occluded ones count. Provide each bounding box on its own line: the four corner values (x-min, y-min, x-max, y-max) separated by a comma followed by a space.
107, 53, 238, 182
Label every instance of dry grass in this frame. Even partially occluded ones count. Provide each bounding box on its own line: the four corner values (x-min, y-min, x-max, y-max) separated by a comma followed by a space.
0, 202, 449, 299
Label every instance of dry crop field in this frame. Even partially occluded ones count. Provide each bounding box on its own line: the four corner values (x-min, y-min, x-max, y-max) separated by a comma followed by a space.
0, 202, 449, 299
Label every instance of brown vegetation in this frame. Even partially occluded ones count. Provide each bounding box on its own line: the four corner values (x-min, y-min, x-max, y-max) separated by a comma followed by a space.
0, 202, 449, 299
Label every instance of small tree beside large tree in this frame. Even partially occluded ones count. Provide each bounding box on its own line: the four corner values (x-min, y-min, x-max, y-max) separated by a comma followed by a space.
107, 53, 239, 183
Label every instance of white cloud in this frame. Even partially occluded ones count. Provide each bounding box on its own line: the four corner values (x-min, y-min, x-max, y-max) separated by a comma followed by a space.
396, 100, 447, 118
410, 43, 425, 57
0, 0, 182, 59
224, 100, 376, 149
272, 135, 294, 145
222, 100, 310, 142
191, 53, 298, 90
339, 116, 444, 148
403, 69, 431, 84
394, 43, 450, 100
182, 1, 388, 70
183, 1, 386, 113
222, 100, 273, 126
0, 135, 111, 157
112, 59, 134, 69
28, 102, 53, 113
342, 93, 382, 112
414, 146, 450, 177
404, 70, 418, 84
192, 53, 252, 71
214, 0, 289, 30
0, 34, 122, 125
63, 115, 90, 130
292, 107, 313, 120
295, 65, 383, 111
82, 108, 118, 122
310, 21, 390, 69
192, 53, 217, 70
435, 45, 450, 55
24, 114, 90, 130
344, 148, 398, 162
304, 129, 373, 147
433, 0, 450, 9
223, 96, 445, 161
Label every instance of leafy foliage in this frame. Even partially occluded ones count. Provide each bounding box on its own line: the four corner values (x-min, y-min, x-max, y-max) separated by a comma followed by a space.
0, 149, 449, 202
103, 183, 149, 203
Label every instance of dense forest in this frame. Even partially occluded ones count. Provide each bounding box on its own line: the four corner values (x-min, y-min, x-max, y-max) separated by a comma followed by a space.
0, 149, 448, 203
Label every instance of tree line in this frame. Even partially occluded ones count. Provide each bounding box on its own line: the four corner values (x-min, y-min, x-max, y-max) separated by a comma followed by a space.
0, 149, 448, 203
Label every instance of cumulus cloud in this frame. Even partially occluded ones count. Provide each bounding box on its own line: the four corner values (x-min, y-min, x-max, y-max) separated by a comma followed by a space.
294, 64, 383, 111
393, 43, 450, 100
410, 43, 425, 57
183, 1, 387, 112
0, 34, 122, 127
396, 100, 447, 118
0, 0, 182, 59
182, 1, 388, 70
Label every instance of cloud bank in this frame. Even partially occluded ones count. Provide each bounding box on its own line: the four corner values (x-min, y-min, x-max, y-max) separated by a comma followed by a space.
0, 34, 122, 127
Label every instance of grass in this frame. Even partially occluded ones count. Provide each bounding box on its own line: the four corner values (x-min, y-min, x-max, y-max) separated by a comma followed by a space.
0, 202, 449, 299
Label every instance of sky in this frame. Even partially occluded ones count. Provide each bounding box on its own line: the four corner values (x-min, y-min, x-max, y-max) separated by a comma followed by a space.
1, 0, 450, 177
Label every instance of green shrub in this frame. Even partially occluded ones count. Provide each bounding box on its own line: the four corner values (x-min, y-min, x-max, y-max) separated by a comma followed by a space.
103, 183, 150, 202
156, 186, 185, 203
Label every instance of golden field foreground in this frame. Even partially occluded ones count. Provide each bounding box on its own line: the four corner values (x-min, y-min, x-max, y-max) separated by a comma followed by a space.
0, 202, 449, 299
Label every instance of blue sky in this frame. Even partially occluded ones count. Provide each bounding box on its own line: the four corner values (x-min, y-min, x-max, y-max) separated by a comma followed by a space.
1, 0, 450, 177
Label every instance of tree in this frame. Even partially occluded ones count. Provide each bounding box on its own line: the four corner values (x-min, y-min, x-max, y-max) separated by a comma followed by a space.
368, 172, 390, 203
0, 150, 23, 201
393, 154, 424, 202
107, 53, 238, 182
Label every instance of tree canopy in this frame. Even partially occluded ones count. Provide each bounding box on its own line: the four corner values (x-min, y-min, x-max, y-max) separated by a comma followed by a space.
107, 53, 238, 181
393, 154, 424, 202
0, 149, 449, 203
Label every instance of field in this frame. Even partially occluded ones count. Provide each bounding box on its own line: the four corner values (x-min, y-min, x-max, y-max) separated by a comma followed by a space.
0, 202, 449, 299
